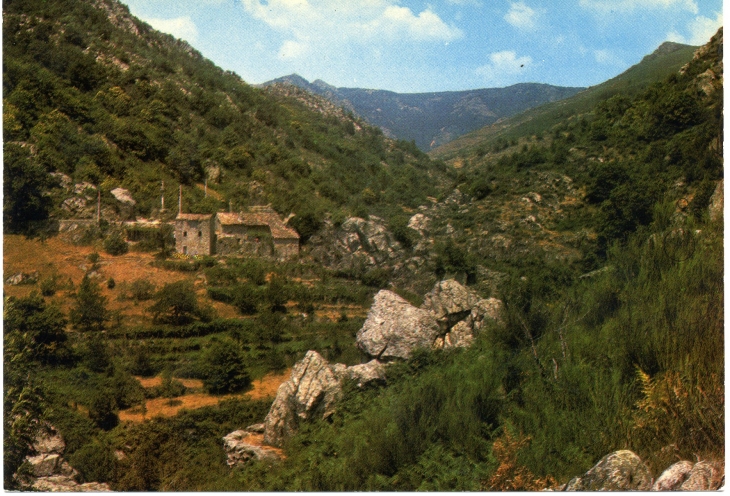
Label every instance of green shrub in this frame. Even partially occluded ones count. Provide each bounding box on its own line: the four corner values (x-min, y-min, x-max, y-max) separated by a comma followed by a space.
201, 339, 251, 394
103, 232, 128, 255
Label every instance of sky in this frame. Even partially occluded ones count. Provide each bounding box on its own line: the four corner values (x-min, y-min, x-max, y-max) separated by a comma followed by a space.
121, 0, 723, 93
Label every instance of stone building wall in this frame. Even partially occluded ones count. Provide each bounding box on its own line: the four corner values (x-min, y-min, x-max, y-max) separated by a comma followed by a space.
175, 214, 214, 256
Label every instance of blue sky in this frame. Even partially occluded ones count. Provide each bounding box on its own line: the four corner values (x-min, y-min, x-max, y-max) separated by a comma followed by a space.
121, 0, 723, 93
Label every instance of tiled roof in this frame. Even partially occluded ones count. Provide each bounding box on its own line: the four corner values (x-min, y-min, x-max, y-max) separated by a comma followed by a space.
216, 212, 241, 225
176, 213, 213, 221
218, 210, 299, 240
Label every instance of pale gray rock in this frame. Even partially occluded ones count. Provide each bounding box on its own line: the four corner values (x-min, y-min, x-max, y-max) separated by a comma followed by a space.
245, 423, 266, 434
565, 450, 652, 491
33, 423, 66, 455
110, 187, 136, 206
50, 172, 72, 189
263, 350, 347, 447
262, 352, 386, 448
223, 430, 282, 466
33, 475, 112, 492
680, 460, 723, 491
709, 179, 723, 222
652, 460, 694, 491
407, 213, 430, 233
421, 279, 503, 349
5, 271, 39, 286
345, 360, 386, 387
27, 454, 72, 478
356, 290, 440, 360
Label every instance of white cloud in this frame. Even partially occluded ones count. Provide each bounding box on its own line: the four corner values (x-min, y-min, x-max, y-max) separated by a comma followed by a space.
240, 0, 462, 61
476, 50, 532, 84
504, 2, 538, 30
594, 49, 624, 65
143, 16, 199, 43
579, 0, 698, 14
667, 12, 723, 45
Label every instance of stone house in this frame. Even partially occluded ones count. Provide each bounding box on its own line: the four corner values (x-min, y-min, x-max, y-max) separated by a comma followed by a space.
175, 213, 215, 256
174, 207, 299, 259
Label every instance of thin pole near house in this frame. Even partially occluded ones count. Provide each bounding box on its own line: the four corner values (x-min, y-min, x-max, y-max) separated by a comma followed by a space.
178, 185, 182, 215
161, 180, 165, 211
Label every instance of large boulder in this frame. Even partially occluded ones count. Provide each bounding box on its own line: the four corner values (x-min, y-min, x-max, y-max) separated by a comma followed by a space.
652, 460, 694, 491
110, 187, 136, 220
263, 351, 347, 447
564, 450, 652, 491
421, 279, 503, 350
356, 290, 440, 361
262, 351, 385, 448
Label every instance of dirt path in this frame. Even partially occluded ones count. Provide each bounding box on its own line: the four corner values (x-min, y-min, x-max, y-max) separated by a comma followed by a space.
119, 369, 291, 423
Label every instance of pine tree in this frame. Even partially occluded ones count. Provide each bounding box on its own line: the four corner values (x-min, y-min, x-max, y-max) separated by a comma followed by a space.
70, 275, 108, 332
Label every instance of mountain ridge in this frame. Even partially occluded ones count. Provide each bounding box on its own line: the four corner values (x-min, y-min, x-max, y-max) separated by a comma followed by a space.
262, 75, 585, 150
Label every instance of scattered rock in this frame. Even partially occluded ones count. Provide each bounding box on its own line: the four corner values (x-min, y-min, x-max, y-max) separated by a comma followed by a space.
356, 290, 440, 361
709, 179, 723, 222
245, 423, 266, 434
564, 450, 652, 491
5, 271, 39, 286
652, 460, 694, 491
50, 172, 72, 189
223, 430, 283, 466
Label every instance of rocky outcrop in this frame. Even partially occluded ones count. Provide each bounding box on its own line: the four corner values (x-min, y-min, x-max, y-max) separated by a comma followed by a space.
422, 279, 502, 349
308, 216, 406, 271
25, 424, 111, 492
564, 450, 652, 491
263, 351, 385, 448
356, 290, 440, 361
679, 460, 724, 491
356, 281, 502, 359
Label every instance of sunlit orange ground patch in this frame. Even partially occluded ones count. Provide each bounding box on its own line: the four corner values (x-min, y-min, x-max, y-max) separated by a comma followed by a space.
119, 369, 291, 423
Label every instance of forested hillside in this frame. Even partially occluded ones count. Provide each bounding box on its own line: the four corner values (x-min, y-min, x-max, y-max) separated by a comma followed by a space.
3, 0, 449, 240
3, 0, 723, 490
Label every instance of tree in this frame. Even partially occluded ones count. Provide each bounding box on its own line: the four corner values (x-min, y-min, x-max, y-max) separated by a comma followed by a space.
148, 280, 199, 325
70, 275, 108, 332
201, 339, 250, 395
103, 231, 128, 256
4, 292, 70, 365
3, 143, 54, 233
3, 331, 46, 489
